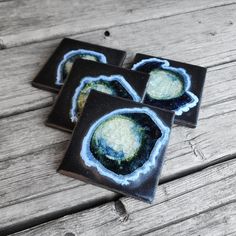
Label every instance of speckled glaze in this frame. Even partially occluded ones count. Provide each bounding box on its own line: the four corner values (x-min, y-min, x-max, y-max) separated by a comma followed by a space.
58, 91, 174, 203
69, 75, 141, 122
56, 49, 107, 85
132, 57, 199, 116
81, 107, 170, 186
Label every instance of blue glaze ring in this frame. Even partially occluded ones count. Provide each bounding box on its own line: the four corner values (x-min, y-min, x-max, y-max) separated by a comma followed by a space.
70, 75, 141, 122
80, 107, 170, 186
132, 58, 199, 116
56, 49, 107, 85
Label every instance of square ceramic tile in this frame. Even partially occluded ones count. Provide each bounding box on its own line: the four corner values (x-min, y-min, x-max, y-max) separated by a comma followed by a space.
130, 53, 207, 127
32, 38, 126, 92
58, 90, 174, 203
46, 59, 149, 132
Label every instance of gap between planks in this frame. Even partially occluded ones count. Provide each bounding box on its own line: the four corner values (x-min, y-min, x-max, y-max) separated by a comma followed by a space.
0, 58, 236, 233
1, 59, 235, 161
10, 157, 236, 236
1, 77, 236, 232
0, 0, 235, 50
1, 155, 236, 235
1, 3, 236, 118
0, 1, 236, 234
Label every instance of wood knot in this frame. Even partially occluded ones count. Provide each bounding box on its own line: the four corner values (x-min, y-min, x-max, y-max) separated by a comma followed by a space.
114, 200, 129, 222
127, 9, 133, 13
209, 31, 217, 36
104, 30, 110, 37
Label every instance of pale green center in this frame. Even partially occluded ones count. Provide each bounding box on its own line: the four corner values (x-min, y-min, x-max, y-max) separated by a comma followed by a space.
77, 82, 114, 113
93, 116, 141, 160
64, 61, 74, 74
80, 55, 99, 61
64, 55, 98, 75
146, 69, 184, 100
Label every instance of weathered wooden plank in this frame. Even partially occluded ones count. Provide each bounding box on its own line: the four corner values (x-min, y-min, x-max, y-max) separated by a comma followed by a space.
0, 0, 235, 49
0, 106, 69, 160
1, 3, 236, 117
146, 203, 236, 236
1, 60, 235, 161
0, 61, 236, 232
0, 144, 116, 234
12, 158, 236, 236
0, 143, 112, 208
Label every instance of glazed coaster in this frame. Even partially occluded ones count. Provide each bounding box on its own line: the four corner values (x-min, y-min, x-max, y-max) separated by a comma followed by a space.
130, 53, 207, 128
46, 59, 149, 132
32, 38, 126, 92
58, 90, 174, 203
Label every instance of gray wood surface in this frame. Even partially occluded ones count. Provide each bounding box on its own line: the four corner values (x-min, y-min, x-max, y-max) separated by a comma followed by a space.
1, 3, 236, 118
13, 158, 236, 236
0, 0, 236, 235
1, 55, 236, 234
0, 0, 234, 48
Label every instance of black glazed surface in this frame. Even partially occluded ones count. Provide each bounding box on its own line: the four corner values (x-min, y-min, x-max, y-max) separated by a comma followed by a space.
58, 90, 174, 203
46, 59, 149, 132
32, 38, 126, 92
130, 53, 207, 128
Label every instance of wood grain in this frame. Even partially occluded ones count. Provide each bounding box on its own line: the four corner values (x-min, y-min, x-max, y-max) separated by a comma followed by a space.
0, 61, 236, 232
12, 158, 236, 236
0, 0, 235, 49
1, 3, 236, 118
146, 203, 236, 236
1, 1, 236, 234
1, 60, 235, 161
0, 145, 116, 234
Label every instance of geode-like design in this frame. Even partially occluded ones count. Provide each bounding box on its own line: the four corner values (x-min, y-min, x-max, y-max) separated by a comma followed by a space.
80, 107, 170, 185
56, 49, 107, 85
70, 75, 141, 122
132, 58, 198, 116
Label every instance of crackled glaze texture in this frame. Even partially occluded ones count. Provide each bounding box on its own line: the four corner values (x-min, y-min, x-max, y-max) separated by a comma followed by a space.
70, 75, 141, 122
132, 58, 198, 116
56, 49, 107, 85
80, 107, 170, 185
